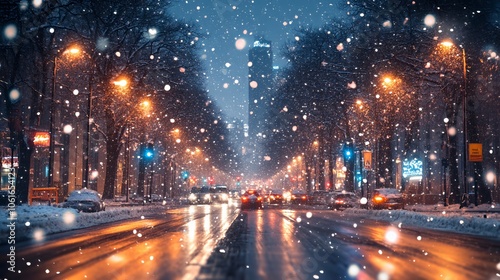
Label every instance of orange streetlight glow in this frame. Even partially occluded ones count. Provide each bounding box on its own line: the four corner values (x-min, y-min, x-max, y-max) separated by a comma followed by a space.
113, 78, 128, 87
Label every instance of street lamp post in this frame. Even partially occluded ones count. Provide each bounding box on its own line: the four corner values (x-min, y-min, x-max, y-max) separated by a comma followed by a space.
48, 55, 58, 187
83, 74, 93, 190
440, 41, 469, 205
48, 47, 80, 187
461, 48, 469, 204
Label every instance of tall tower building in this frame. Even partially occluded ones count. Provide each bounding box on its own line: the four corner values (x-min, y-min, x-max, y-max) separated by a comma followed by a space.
248, 38, 273, 139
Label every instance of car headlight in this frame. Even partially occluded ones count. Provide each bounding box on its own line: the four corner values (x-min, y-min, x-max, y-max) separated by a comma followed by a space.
189, 193, 197, 201
204, 194, 211, 200
221, 193, 228, 200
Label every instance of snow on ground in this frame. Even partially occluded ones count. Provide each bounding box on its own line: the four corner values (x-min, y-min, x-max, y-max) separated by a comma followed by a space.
345, 203, 500, 238
1, 202, 499, 245
1, 202, 173, 244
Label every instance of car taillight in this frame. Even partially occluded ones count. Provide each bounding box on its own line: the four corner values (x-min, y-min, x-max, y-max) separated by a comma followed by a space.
301, 195, 307, 200
241, 197, 248, 202
257, 197, 262, 201
374, 196, 384, 202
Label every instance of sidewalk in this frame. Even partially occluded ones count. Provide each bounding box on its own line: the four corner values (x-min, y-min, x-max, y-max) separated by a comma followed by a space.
407, 202, 500, 217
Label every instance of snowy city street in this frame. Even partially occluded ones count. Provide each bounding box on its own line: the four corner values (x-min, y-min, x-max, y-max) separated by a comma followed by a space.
1, 201, 499, 279
2, 0, 500, 279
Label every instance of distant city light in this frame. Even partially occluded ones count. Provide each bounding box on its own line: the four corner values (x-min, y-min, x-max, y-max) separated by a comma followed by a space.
235, 38, 246, 50
424, 14, 436, 27
3, 24, 17, 40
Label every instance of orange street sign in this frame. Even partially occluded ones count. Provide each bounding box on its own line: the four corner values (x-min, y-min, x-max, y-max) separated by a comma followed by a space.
468, 143, 482, 162
362, 150, 372, 170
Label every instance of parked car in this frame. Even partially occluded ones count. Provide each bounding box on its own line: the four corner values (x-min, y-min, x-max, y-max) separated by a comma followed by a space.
309, 190, 329, 205
291, 191, 309, 205
267, 189, 284, 205
188, 186, 212, 204
329, 191, 358, 210
371, 188, 405, 210
240, 189, 263, 209
60, 189, 106, 212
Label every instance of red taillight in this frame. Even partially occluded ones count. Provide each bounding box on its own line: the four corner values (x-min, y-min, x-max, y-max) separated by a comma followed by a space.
241, 197, 248, 202
373, 196, 384, 202
301, 195, 307, 200
257, 197, 263, 201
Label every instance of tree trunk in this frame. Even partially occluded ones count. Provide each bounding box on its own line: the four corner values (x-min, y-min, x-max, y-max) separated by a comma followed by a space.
103, 138, 120, 199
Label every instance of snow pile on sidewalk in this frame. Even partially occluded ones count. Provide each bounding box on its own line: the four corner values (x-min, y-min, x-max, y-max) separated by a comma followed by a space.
344, 203, 500, 238
1, 204, 169, 244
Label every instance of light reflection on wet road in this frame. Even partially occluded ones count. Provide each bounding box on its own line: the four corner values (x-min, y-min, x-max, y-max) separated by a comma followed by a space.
243, 207, 500, 280
6, 204, 500, 280
9, 204, 238, 279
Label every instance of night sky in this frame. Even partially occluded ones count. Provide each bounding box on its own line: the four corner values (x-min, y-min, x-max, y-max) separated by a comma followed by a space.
170, 0, 343, 122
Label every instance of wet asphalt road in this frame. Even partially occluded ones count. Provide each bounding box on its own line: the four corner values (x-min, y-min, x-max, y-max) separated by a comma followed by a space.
3, 202, 500, 280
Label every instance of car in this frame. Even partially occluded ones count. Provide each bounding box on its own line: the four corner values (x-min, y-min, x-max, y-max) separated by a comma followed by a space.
329, 191, 358, 210
60, 189, 106, 212
210, 185, 229, 203
229, 189, 240, 199
240, 189, 263, 209
309, 190, 329, 205
268, 189, 284, 204
150, 194, 163, 202
371, 188, 405, 210
188, 186, 212, 204
291, 191, 309, 205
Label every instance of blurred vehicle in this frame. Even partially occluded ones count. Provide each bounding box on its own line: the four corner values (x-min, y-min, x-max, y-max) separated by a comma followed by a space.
240, 189, 263, 209
268, 189, 284, 204
130, 194, 146, 204
188, 186, 212, 204
329, 191, 358, 210
309, 190, 329, 205
210, 185, 229, 203
291, 191, 309, 205
59, 189, 106, 212
229, 189, 240, 199
150, 194, 163, 202
371, 188, 405, 210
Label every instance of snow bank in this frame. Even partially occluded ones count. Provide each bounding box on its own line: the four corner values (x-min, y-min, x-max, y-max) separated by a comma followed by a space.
1, 204, 169, 244
344, 203, 500, 238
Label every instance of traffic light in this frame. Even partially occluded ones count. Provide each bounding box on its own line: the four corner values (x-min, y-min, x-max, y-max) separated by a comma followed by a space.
343, 143, 354, 162
181, 170, 190, 181
208, 176, 215, 185
144, 143, 154, 159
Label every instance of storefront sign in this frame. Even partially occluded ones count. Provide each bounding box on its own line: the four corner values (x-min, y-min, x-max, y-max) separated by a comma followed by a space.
31, 131, 50, 147
2, 157, 18, 169
403, 159, 423, 178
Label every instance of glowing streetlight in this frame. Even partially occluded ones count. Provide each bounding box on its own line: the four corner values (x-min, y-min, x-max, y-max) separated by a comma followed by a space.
440, 40, 469, 202
113, 78, 129, 88
48, 46, 83, 187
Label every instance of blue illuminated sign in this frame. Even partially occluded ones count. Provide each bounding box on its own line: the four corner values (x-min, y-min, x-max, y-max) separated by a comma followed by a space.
402, 159, 423, 178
